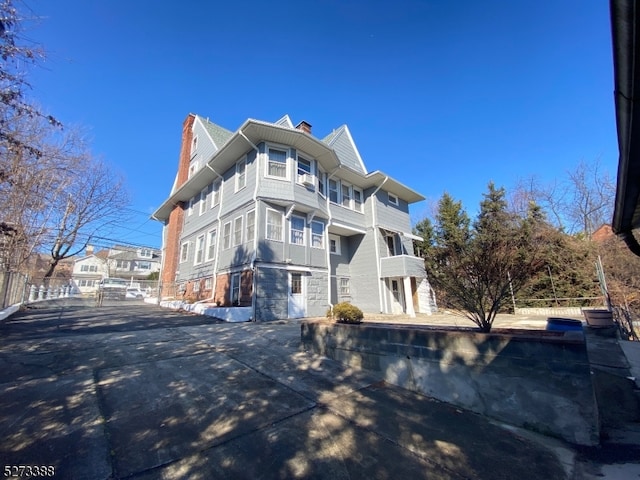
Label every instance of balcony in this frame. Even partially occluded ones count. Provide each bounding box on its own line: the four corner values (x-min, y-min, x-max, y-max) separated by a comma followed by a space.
380, 255, 426, 278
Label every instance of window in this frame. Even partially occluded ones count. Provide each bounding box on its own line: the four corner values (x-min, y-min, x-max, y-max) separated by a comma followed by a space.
311, 221, 324, 248
191, 135, 198, 156
204, 277, 213, 290
193, 280, 200, 292
233, 216, 243, 246
188, 161, 198, 178
266, 209, 283, 241
297, 156, 312, 183
206, 228, 217, 261
246, 210, 255, 243
290, 216, 305, 245
231, 273, 241, 305
388, 192, 399, 205
138, 261, 151, 270
223, 222, 232, 249
341, 183, 352, 208
340, 277, 350, 296
180, 242, 189, 263
199, 187, 208, 215
211, 179, 221, 208
353, 188, 364, 213
291, 272, 302, 294
318, 170, 326, 197
187, 197, 194, 216
329, 234, 341, 255
194, 234, 205, 264
116, 260, 129, 269
139, 248, 152, 258
268, 148, 287, 178
80, 264, 98, 272
386, 233, 396, 256
236, 158, 246, 191
328, 179, 339, 203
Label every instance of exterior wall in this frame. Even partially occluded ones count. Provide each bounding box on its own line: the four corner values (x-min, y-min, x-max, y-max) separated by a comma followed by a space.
374, 189, 412, 233
306, 271, 329, 317
213, 270, 253, 307
347, 231, 382, 313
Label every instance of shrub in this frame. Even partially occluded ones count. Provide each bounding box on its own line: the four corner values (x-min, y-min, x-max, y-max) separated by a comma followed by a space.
330, 302, 364, 324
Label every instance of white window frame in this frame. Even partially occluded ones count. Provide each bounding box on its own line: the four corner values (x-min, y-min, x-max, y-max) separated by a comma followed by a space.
206, 227, 217, 261
187, 197, 194, 216
328, 179, 339, 204
204, 277, 213, 290
223, 221, 232, 250
266, 146, 288, 180
188, 161, 198, 179
191, 135, 198, 157
353, 187, 364, 213
231, 272, 241, 305
329, 234, 341, 255
193, 280, 200, 292
311, 220, 324, 249
233, 216, 243, 246
340, 277, 350, 296
194, 234, 205, 265
266, 208, 284, 242
317, 169, 326, 197
246, 209, 255, 243
296, 155, 313, 185
290, 215, 305, 246
341, 182, 352, 209
211, 178, 221, 208
235, 158, 247, 191
199, 187, 208, 215
180, 242, 189, 263
388, 192, 399, 206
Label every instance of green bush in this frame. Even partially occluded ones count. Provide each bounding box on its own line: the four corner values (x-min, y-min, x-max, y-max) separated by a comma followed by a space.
330, 302, 364, 324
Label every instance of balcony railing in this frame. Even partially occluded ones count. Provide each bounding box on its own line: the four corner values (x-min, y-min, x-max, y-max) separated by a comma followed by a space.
380, 254, 426, 278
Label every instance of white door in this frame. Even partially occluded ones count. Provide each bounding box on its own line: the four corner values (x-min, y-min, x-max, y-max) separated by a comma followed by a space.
390, 278, 404, 314
288, 272, 306, 318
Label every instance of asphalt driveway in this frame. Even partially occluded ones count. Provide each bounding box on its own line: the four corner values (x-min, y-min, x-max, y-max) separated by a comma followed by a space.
0, 298, 570, 479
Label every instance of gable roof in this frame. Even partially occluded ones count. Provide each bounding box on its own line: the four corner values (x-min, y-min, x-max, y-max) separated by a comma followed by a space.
274, 114, 294, 128
196, 115, 234, 150
322, 125, 367, 174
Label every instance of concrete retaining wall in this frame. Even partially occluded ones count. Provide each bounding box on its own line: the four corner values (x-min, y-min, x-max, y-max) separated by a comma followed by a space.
301, 321, 600, 446
514, 307, 583, 316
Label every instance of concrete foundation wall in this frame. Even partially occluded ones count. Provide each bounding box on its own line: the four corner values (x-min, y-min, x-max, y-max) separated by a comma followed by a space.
301, 321, 600, 446
515, 307, 583, 317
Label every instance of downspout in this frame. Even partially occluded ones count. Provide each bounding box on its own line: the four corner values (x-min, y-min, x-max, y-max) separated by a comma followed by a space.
240, 130, 261, 322
156, 222, 167, 305
371, 176, 389, 313
325, 166, 340, 313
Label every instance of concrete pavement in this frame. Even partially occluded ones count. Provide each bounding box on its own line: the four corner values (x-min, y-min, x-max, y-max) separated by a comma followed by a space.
0, 299, 631, 479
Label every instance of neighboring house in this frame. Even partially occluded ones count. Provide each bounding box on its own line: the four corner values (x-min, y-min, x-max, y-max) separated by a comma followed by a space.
106, 245, 161, 280
71, 245, 161, 294
153, 113, 436, 320
71, 250, 108, 294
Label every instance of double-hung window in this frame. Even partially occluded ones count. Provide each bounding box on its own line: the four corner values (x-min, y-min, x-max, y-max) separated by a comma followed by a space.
329, 234, 341, 255
290, 216, 305, 245
353, 187, 364, 213
211, 179, 221, 208
340, 277, 350, 296
206, 228, 217, 261
311, 221, 324, 248
223, 222, 232, 249
341, 183, 352, 208
268, 148, 287, 178
199, 187, 208, 215
297, 156, 312, 184
194, 235, 205, 265
317, 170, 326, 197
328, 179, 339, 203
236, 158, 246, 191
388, 192, 399, 206
180, 242, 189, 263
233, 216, 243, 246
187, 197, 194, 216
246, 210, 255, 243
266, 209, 283, 241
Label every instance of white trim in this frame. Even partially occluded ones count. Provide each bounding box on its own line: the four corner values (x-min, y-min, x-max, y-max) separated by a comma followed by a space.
199, 187, 208, 215
223, 221, 232, 249
329, 234, 341, 255
246, 209, 256, 244
258, 264, 314, 273
266, 207, 284, 242
402, 231, 423, 242
290, 215, 306, 246
311, 220, 325, 249
388, 192, 399, 206
194, 234, 205, 265
265, 145, 289, 180
180, 241, 189, 263
330, 221, 366, 235
233, 215, 243, 246
235, 157, 247, 191
210, 178, 221, 208
205, 226, 217, 262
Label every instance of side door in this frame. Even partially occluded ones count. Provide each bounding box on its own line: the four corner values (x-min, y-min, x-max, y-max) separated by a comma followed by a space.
288, 272, 306, 319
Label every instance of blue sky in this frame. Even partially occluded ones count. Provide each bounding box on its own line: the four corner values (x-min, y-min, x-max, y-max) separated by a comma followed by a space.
25, 0, 616, 249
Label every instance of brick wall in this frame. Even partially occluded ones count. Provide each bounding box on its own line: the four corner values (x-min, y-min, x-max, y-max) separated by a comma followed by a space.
161, 114, 196, 296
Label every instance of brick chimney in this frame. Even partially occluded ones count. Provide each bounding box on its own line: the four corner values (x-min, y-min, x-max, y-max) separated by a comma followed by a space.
295, 120, 312, 135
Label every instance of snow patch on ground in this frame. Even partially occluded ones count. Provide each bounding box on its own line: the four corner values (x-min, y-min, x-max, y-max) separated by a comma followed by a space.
154, 298, 251, 322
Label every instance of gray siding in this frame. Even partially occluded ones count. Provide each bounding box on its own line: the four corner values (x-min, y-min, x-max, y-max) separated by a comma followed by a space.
255, 267, 288, 321
347, 231, 381, 313
325, 126, 365, 174
374, 190, 413, 233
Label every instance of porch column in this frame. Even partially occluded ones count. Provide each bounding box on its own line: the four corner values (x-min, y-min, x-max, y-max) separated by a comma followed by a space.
403, 276, 415, 317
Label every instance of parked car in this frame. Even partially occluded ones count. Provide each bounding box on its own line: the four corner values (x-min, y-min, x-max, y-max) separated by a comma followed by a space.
125, 287, 146, 299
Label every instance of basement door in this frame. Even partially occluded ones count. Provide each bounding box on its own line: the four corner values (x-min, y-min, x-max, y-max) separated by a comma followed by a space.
389, 278, 405, 314
288, 272, 306, 319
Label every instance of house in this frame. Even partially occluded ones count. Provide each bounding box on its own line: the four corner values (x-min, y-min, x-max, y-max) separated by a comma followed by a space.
106, 245, 161, 280
152, 114, 436, 320
71, 248, 108, 294
71, 245, 161, 294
